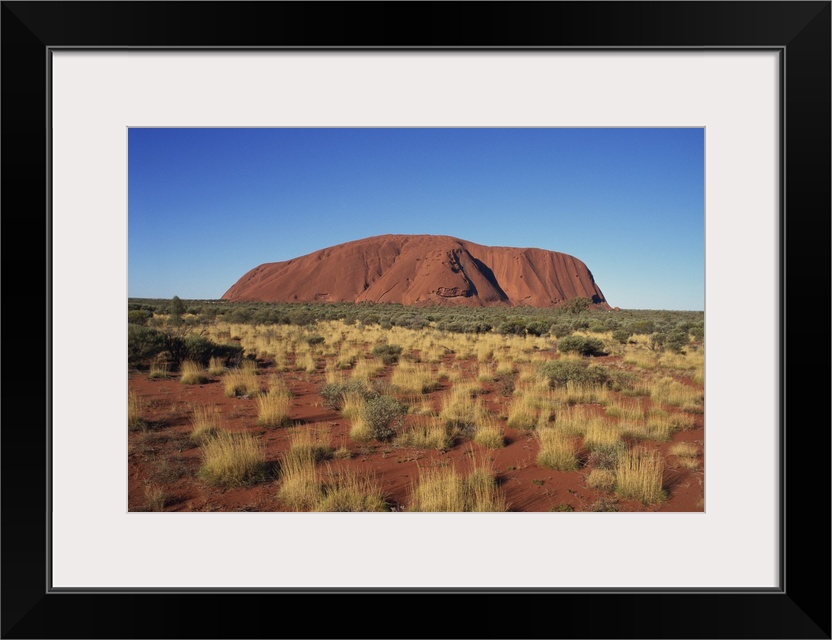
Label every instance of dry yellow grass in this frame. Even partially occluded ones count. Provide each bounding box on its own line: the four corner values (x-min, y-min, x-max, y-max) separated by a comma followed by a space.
144, 484, 167, 511
148, 362, 169, 379
266, 374, 291, 398
586, 468, 617, 492
408, 465, 467, 512
348, 413, 373, 442
351, 357, 384, 382
582, 418, 621, 451
670, 442, 700, 469
277, 452, 322, 511
553, 404, 596, 437
605, 397, 645, 421
439, 385, 485, 432
341, 391, 367, 421
198, 431, 268, 487
180, 360, 210, 385
472, 414, 505, 449
316, 467, 388, 512
391, 361, 439, 395
285, 427, 332, 464
536, 428, 578, 471
506, 393, 538, 430
256, 392, 291, 428
407, 460, 507, 512
207, 356, 226, 376
223, 367, 261, 397
396, 415, 456, 450
650, 376, 704, 413
615, 446, 665, 504
128, 391, 146, 432
622, 348, 658, 370
465, 457, 508, 512
548, 381, 611, 406
190, 404, 222, 442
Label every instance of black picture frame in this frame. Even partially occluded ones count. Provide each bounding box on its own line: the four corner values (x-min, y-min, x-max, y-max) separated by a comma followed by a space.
2, 2, 829, 638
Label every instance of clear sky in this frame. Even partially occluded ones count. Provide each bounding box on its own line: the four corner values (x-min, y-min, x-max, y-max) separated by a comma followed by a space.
129, 128, 704, 310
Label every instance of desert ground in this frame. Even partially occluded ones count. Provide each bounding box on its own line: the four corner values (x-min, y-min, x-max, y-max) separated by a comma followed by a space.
128, 308, 704, 512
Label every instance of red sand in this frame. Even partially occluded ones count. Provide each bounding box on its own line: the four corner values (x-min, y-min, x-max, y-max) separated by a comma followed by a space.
128, 352, 703, 513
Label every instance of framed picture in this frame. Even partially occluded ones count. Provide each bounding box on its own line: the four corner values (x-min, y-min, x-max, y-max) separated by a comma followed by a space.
4, 2, 829, 638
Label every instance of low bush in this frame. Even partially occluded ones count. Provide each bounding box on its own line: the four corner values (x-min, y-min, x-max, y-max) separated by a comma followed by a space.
372, 343, 403, 365
537, 360, 609, 388
362, 395, 407, 441
320, 379, 373, 410
557, 335, 606, 356
128, 325, 168, 366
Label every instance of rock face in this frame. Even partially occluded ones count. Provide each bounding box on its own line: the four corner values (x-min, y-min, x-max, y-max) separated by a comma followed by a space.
222, 234, 610, 308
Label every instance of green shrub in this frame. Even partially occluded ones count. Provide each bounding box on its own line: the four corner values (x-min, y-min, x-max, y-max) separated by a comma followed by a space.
128, 309, 151, 325
372, 343, 403, 365
305, 334, 325, 346
362, 395, 407, 440
128, 325, 168, 366
320, 380, 373, 410
497, 320, 527, 335
537, 360, 609, 388
612, 329, 632, 344
557, 335, 606, 356
665, 331, 689, 354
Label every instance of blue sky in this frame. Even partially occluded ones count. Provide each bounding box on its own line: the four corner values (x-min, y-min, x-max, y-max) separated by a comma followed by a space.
129, 128, 704, 310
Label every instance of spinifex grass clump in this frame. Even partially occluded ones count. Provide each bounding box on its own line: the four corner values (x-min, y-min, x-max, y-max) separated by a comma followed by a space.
316, 467, 388, 512
390, 361, 439, 395
536, 429, 579, 471
408, 459, 507, 512
506, 393, 538, 430
650, 376, 704, 413
128, 391, 147, 432
553, 404, 596, 437
277, 451, 322, 511
351, 357, 384, 382
148, 362, 169, 379
223, 365, 260, 397
615, 446, 666, 505
144, 484, 167, 512
669, 442, 700, 469
582, 418, 622, 451
256, 392, 291, 428
198, 431, 268, 487
465, 458, 508, 512
190, 404, 222, 442
472, 414, 505, 449
285, 427, 333, 465
396, 415, 457, 450
439, 385, 485, 434
547, 380, 611, 406
207, 356, 226, 376
408, 466, 466, 512
180, 360, 210, 385
586, 468, 617, 492
605, 397, 645, 421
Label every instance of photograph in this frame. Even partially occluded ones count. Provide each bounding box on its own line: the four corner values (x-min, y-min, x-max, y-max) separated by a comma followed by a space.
3, 0, 828, 636
127, 127, 705, 513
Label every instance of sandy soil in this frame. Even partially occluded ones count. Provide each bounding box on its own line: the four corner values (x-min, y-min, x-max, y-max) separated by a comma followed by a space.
128, 351, 704, 513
